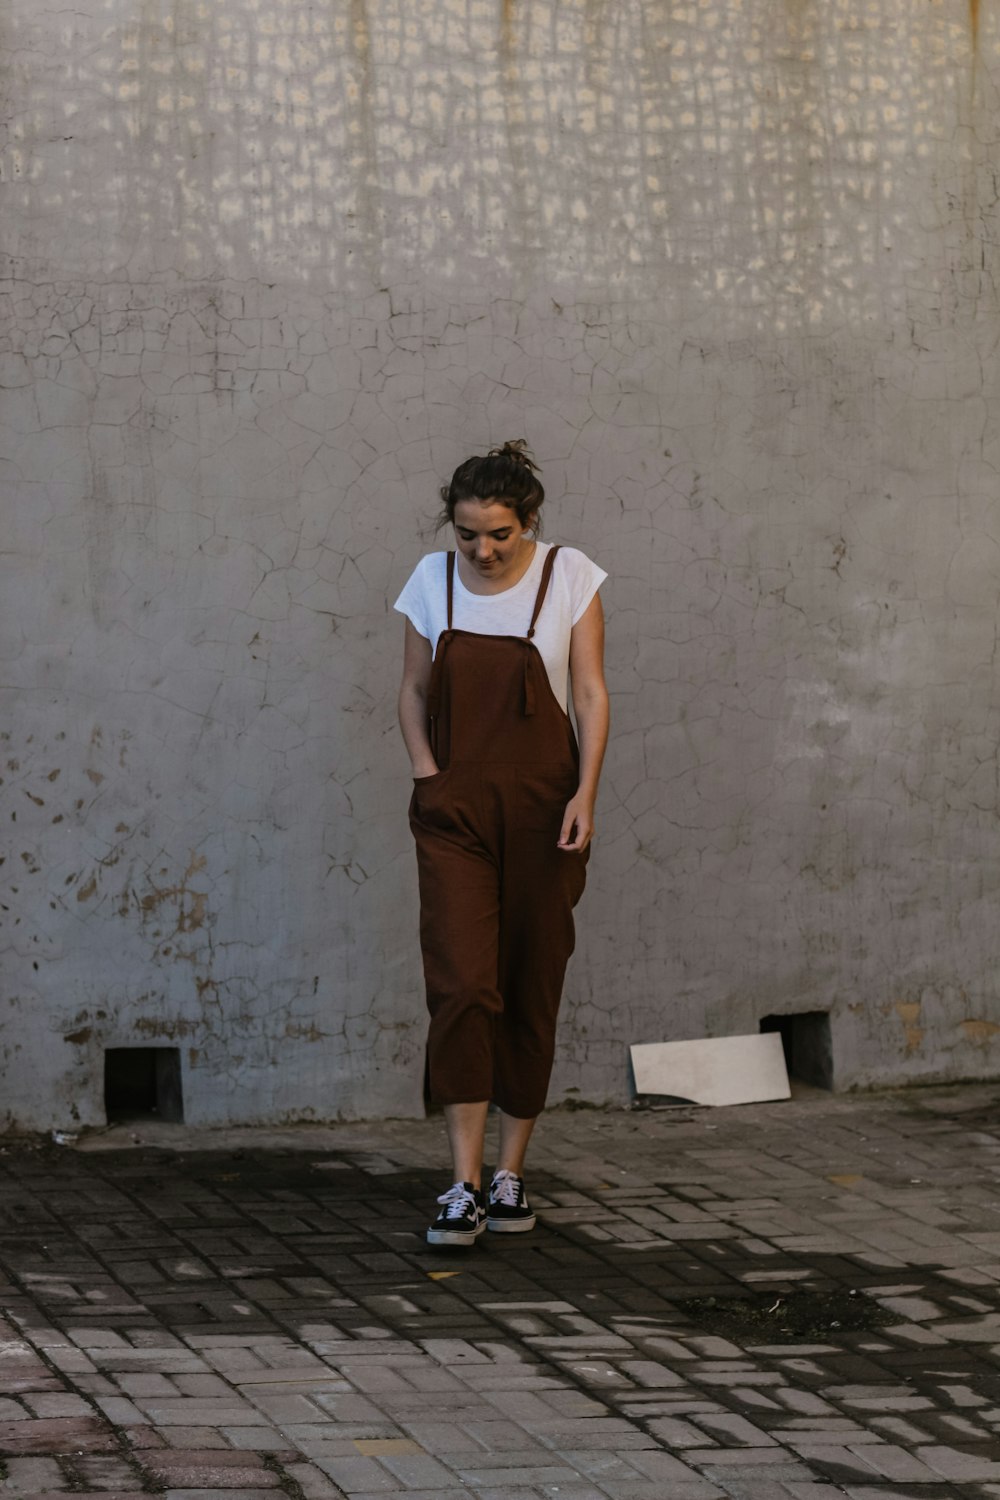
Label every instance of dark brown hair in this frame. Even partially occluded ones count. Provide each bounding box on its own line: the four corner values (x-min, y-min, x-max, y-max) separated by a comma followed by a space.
437, 439, 545, 533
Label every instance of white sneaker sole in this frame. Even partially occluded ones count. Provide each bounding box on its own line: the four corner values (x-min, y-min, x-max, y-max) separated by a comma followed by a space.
427, 1222, 486, 1246
486, 1214, 537, 1233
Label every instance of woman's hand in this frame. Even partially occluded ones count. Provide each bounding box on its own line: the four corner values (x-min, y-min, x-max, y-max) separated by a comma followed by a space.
558, 791, 596, 853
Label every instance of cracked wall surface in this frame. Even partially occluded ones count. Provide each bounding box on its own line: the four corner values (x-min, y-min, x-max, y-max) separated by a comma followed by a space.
2, 1, 1000, 1129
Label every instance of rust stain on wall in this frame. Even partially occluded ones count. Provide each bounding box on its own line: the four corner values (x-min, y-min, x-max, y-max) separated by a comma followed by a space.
970, 0, 979, 49
139, 853, 209, 934
77, 875, 97, 903
961, 1019, 999, 1044
893, 1000, 925, 1054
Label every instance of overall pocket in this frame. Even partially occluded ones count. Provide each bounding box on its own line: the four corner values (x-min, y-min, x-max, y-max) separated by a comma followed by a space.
515, 765, 578, 832
409, 767, 458, 834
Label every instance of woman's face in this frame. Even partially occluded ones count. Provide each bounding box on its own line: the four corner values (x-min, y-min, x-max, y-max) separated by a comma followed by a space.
452, 498, 535, 582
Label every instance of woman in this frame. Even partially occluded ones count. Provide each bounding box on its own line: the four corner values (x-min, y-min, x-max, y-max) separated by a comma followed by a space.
395, 441, 609, 1246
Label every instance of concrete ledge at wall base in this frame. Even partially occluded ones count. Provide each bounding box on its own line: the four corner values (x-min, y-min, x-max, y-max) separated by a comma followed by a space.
630, 1033, 791, 1108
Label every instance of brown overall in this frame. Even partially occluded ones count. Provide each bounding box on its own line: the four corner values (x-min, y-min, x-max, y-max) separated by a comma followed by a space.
409, 547, 589, 1119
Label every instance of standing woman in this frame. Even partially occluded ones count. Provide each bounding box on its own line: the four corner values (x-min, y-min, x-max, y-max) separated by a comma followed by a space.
395, 441, 609, 1246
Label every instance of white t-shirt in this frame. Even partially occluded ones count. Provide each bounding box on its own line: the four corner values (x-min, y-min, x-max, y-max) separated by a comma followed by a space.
394, 542, 607, 713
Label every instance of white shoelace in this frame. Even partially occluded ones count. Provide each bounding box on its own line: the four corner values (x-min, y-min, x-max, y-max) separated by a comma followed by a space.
436, 1182, 478, 1219
490, 1169, 522, 1207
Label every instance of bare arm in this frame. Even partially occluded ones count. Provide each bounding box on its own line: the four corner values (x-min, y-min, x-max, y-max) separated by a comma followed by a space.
559, 593, 610, 853
397, 619, 439, 778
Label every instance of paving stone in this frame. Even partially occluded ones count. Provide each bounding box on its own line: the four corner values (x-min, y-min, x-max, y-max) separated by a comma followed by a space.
594, 1483, 724, 1499
147, 1462, 283, 1488
162, 1491, 280, 1499
842, 1490, 962, 1500
694, 1411, 779, 1445
845, 1440, 949, 1480
341, 1493, 479, 1500
453, 1461, 588, 1485
156, 1424, 235, 1447
0, 1415, 117, 1454
783, 1487, 860, 1500
378, 1450, 461, 1486
282, 1462, 354, 1497
137, 1398, 267, 1424
648, 1415, 712, 1446
13, 1493, 151, 1499
916, 1445, 1000, 1480
20, 1393, 93, 1418
313, 1454, 410, 1490
0, 1455, 67, 1490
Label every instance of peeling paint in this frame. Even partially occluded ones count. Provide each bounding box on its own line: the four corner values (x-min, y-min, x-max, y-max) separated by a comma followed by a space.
132, 1016, 199, 1038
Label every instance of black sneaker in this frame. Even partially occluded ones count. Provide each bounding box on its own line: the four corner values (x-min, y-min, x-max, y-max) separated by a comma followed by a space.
486, 1169, 536, 1233
426, 1181, 486, 1246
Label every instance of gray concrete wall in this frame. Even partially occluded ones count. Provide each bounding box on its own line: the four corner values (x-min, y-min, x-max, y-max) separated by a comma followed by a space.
3, 0, 1000, 1131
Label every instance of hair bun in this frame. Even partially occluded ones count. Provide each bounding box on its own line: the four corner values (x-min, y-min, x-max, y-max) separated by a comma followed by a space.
488, 439, 539, 471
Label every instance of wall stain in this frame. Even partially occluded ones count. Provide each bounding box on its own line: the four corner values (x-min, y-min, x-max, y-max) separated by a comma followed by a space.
285, 1022, 326, 1042
893, 1000, 925, 1054
139, 852, 208, 933
133, 1016, 199, 1038
961, 1019, 999, 1045
64, 1027, 92, 1044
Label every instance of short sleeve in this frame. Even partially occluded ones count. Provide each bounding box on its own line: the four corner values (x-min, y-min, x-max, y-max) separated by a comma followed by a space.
561, 548, 608, 626
393, 555, 434, 639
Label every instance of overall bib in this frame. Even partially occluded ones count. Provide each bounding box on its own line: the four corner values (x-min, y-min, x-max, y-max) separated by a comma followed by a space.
409, 547, 589, 1119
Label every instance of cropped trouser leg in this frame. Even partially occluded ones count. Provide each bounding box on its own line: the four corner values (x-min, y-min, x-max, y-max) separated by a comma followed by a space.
412, 810, 503, 1108
492, 827, 588, 1117
411, 769, 588, 1118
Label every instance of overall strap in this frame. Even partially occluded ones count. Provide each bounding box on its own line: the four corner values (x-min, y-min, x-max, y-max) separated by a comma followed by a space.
522, 544, 561, 716
428, 552, 457, 724
526, 544, 560, 640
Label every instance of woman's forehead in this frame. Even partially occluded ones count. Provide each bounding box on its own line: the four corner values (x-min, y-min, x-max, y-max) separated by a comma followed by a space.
452, 498, 520, 529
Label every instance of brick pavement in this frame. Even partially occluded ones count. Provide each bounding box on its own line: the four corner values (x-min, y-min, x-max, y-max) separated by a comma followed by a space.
1, 1084, 999, 1498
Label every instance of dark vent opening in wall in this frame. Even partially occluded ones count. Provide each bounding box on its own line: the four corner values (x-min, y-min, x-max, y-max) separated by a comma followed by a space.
104, 1047, 184, 1123
760, 1012, 833, 1090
